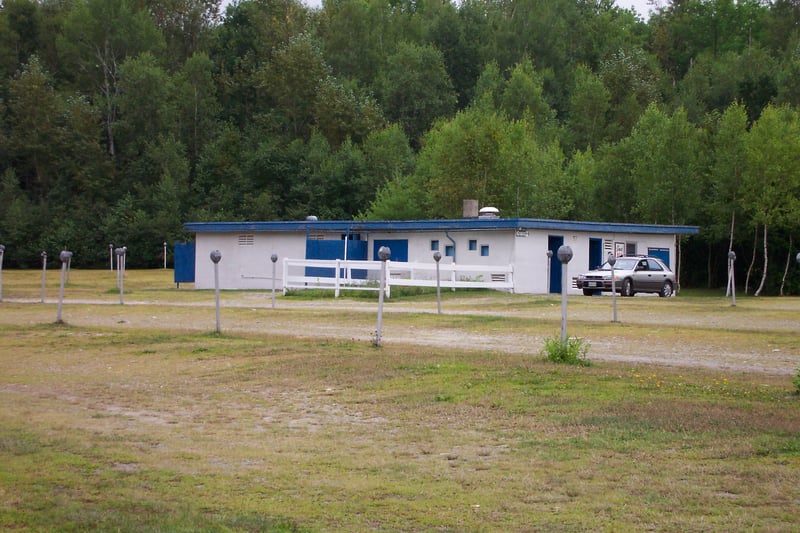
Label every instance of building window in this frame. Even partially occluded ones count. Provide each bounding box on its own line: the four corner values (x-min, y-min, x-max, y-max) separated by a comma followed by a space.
469, 239, 477, 251
431, 240, 439, 251
238, 234, 254, 246
626, 242, 637, 256
445, 245, 454, 257
481, 245, 489, 257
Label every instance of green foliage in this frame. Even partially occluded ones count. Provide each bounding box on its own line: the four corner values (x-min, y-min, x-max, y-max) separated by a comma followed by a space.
1, 0, 800, 294
542, 335, 591, 366
793, 368, 800, 394
377, 41, 457, 145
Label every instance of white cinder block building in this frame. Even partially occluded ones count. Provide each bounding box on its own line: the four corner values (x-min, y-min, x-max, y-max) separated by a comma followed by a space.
182, 214, 698, 294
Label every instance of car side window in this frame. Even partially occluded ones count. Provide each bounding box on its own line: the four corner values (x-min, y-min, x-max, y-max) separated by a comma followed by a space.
637, 260, 648, 270
647, 259, 663, 271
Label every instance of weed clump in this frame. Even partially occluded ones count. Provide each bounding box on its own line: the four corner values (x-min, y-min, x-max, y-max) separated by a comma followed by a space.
793, 368, 800, 394
542, 335, 591, 366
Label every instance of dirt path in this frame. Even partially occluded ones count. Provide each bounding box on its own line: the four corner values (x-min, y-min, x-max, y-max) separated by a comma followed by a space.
4, 294, 799, 376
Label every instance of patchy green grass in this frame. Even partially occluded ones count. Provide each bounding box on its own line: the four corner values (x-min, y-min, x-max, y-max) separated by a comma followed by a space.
1, 322, 798, 531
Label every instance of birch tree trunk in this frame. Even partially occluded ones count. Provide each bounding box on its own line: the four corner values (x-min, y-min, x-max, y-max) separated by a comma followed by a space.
780, 235, 793, 296
745, 225, 757, 294
754, 224, 768, 296
726, 211, 735, 296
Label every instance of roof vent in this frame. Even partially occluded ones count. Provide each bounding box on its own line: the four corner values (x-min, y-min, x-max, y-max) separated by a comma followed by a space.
305, 215, 318, 221
478, 206, 500, 219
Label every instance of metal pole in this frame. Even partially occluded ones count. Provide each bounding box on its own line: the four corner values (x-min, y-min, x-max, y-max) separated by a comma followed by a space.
163, 242, 167, 269
115, 248, 126, 304
546, 249, 553, 299
561, 263, 568, 343
376, 246, 391, 346
109, 244, 114, 271
57, 250, 72, 323
557, 246, 573, 345
608, 254, 618, 322
41, 251, 47, 303
434, 251, 442, 314
271, 254, 278, 309
210, 250, 222, 334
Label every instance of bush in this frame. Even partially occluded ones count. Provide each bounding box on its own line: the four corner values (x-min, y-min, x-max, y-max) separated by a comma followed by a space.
542, 335, 591, 366
793, 368, 800, 394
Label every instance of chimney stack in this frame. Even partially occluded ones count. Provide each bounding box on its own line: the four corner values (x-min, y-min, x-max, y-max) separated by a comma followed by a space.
463, 199, 479, 218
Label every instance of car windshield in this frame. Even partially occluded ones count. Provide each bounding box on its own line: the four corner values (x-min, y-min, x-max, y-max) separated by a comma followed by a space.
598, 258, 638, 270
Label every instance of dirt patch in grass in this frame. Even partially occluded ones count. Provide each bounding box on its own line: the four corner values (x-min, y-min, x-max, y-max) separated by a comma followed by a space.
2, 268, 798, 375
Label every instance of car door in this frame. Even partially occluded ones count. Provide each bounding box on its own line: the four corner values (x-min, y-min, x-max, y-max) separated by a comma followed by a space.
631, 259, 652, 290
646, 258, 669, 290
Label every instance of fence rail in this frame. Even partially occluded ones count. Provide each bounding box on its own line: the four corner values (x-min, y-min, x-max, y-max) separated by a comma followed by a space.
282, 258, 514, 297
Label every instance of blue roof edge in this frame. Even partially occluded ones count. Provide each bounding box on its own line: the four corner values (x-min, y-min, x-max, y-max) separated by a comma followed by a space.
184, 218, 699, 235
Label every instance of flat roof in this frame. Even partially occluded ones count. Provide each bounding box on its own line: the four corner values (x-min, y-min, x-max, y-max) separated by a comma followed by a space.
184, 218, 699, 235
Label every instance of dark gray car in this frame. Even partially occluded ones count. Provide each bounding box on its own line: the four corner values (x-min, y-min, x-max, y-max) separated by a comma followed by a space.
576, 256, 675, 297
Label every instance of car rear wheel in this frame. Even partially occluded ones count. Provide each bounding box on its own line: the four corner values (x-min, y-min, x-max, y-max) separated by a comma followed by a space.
659, 280, 673, 298
621, 278, 635, 297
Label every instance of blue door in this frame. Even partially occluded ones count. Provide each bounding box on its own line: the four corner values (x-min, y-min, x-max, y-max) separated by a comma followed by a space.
647, 247, 671, 268
173, 242, 195, 285
548, 235, 564, 294
372, 239, 408, 262
589, 238, 603, 270
305, 239, 368, 278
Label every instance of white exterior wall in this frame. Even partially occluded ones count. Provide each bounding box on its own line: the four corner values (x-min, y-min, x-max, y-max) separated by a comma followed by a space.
511, 231, 552, 293
511, 231, 677, 294
193, 228, 677, 294
368, 230, 514, 264
194, 231, 305, 290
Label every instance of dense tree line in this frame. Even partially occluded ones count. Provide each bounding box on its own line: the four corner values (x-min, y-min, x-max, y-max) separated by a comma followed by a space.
1, 0, 799, 293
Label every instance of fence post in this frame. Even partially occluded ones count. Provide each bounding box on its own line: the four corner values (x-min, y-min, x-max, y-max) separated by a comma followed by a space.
335, 259, 341, 298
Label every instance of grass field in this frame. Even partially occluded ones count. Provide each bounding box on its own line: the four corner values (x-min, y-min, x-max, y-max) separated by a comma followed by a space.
1, 269, 799, 531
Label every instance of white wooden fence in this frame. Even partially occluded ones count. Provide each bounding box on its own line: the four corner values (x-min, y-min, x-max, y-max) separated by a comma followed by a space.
282, 258, 514, 297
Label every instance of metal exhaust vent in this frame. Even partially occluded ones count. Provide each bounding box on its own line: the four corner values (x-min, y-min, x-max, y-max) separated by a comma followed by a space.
478, 206, 500, 219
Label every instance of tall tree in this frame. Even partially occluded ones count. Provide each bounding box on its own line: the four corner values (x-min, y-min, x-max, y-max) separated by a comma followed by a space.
313, 76, 385, 147
57, 0, 165, 156
599, 47, 662, 141
6, 57, 62, 200
741, 104, 800, 295
416, 101, 508, 218
173, 52, 221, 170
708, 102, 748, 252
565, 64, 611, 152
212, 0, 310, 127
628, 105, 705, 226
116, 52, 176, 161
256, 33, 330, 139
376, 41, 457, 147
317, 0, 387, 87
626, 105, 707, 289
499, 57, 558, 141
145, 0, 222, 68
2, 0, 41, 68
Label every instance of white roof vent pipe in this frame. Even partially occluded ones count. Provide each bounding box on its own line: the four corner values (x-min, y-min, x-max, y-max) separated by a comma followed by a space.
305, 215, 318, 221
478, 206, 500, 219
